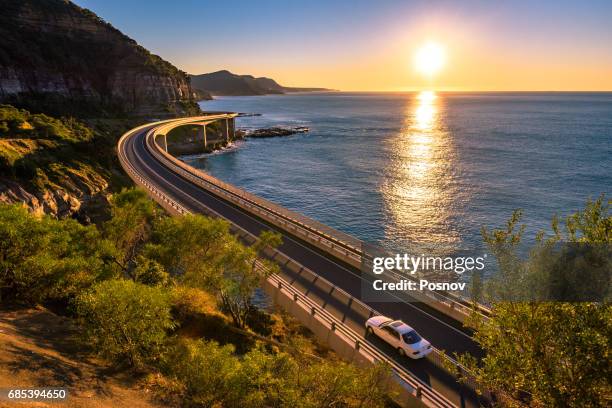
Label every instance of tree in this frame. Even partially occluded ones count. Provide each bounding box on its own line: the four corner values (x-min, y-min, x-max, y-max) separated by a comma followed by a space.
145, 214, 234, 287
0, 204, 113, 303
75, 279, 175, 367
103, 188, 162, 280
217, 231, 282, 329
146, 214, 283, 329
458, 196, 611, 407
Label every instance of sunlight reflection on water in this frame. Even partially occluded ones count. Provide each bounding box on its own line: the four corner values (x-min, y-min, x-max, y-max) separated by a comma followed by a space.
197, 92, 611, 265
382, 91, 461, 253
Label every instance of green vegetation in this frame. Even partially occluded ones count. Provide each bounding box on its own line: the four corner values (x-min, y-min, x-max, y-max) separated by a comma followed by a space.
0, 188, 396, 407
76, 279, 175, 368
0, 105, 136, 221
1, 0, 199, 117
161, 338, 392, 408
0, 204, 113, 304
457, 196, 611, 407
215, 230, 282, 329
0, 104, 93, 143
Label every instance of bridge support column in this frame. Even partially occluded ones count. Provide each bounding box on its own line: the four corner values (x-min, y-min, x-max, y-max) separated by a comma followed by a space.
224, 118, 230, 142
196, 124, 207, 148
229, 117, 235, 139
161, 134, 168, 152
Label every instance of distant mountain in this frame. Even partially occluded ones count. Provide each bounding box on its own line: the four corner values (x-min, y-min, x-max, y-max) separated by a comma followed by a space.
190, 70, 331, 97
0, 0, 199, 116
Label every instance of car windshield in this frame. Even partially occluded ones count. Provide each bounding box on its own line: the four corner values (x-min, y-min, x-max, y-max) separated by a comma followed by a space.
402, 330, 422, 344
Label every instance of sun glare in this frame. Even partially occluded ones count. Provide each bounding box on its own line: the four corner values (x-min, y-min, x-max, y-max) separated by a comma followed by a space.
414, 42, 445, 77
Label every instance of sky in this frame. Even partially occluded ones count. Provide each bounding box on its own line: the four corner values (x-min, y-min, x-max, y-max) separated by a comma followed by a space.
74, 0, 612, 91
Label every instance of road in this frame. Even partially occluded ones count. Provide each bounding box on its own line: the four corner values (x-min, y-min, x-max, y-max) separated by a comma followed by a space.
120, 120, 489, 408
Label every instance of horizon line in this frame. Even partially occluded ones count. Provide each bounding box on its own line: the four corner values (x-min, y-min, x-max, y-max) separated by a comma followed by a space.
281, 89, 612, 93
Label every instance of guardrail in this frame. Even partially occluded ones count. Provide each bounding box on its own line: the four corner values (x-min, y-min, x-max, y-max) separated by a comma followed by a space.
147, 117, 492, 394
147, 117, 491, 322
118, 121, 468, 408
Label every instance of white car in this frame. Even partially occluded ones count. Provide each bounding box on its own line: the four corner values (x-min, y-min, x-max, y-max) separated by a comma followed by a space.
365, 316, 433, 359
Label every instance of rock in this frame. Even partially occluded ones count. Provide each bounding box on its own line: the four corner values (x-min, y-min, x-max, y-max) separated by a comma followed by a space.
0, 178, 44, 216
0, 177, 111, 222
243, 126, 309, 139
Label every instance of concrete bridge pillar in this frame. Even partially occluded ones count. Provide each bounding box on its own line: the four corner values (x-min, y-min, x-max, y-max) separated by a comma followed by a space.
196, 124, 207, 148
161, 134, 168, 152
229, 117, 235, 139
224, 118, 230, 142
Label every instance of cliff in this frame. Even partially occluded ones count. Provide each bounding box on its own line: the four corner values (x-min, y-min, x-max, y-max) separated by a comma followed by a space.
0, 0, 206, 219
0, 0, 199, 117
190, 70, 331, 96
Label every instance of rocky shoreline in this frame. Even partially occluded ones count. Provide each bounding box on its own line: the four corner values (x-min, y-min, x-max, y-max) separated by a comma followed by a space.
240, 126, 309, 139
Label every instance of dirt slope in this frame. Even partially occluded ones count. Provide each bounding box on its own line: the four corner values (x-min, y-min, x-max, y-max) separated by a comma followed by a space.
0, 307, 163, 408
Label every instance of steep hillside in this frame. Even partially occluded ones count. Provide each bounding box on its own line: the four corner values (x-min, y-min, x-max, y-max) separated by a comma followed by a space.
190, 70, 330, 96
0, 104, 134, 221
0, 0, 199, 117
0, 307, 165, 408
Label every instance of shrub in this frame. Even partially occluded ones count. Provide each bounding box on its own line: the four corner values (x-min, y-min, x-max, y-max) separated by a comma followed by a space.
132, 256, 170, 286
170, 286, 218, 321
161, 338, 394, 408
0, 204, 113, 304
162, 338, 243, 406
296, 359, 394, 408
0, 104, 93, 142
75, 279, 175, 367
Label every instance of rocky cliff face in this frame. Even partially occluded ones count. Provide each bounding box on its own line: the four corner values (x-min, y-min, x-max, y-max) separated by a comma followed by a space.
0, 176, 108, 221
0, 104, 134, 222
0, 0, 199, 116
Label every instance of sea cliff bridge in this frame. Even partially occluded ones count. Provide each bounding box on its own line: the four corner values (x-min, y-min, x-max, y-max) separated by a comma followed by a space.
118, 114, 492, 408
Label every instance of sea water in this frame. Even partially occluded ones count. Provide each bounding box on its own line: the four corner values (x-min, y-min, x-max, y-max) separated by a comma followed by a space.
190, 92, 611, 272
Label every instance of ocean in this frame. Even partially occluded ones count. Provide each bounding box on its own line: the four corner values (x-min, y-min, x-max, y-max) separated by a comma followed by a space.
189, 92, 611, 271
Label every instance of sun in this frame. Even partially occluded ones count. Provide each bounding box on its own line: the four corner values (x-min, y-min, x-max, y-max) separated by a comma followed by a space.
414, 42, 445, 77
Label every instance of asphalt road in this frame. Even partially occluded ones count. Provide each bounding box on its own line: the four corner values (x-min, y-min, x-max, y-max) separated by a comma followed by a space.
121, 123, 488, 408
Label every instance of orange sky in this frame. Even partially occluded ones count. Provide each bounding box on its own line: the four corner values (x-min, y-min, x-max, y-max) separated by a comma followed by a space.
234, 21, 612, 92
77, 0, 612, 91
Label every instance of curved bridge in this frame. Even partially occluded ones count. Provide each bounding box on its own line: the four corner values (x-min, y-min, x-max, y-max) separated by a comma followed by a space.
118, 115, 490, 408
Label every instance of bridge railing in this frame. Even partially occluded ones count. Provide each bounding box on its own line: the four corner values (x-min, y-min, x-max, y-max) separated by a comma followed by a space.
145, 123, 487, 399
148, 117, 491, 322
120, 124, 461, 408
154, 120, 363, 251
117, 121, 191, 216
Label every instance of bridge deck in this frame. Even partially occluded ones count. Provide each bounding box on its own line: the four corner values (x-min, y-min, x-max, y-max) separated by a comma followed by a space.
120, 120, 489, 408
